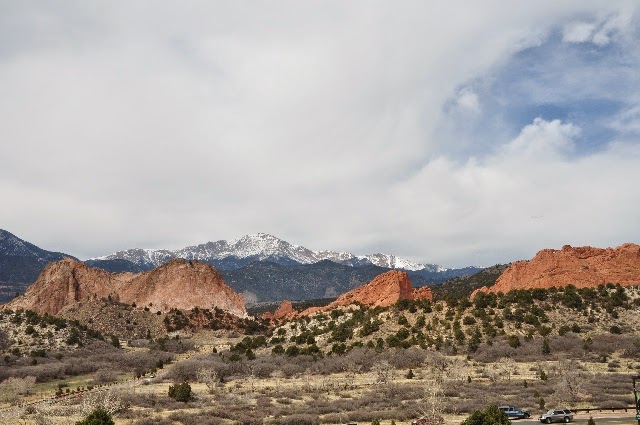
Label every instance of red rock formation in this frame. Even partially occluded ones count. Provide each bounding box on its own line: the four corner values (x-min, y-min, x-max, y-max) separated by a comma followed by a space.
412, 285, 434, 301
473, 243, 640, 297
297, 270, 433, 316
2, 258, 246, 317
262, 300, 298, 322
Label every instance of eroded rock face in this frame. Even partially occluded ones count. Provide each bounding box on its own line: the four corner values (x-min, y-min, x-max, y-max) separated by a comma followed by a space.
2, 258, 247, 317
296, 270, 433, 317
329, 270, 428, 308
473, 243, 640, 297
262, 300, 297, 322
412, 285, 434, 301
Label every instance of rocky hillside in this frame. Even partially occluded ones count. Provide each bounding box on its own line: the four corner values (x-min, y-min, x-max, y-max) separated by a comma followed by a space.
265, 270, 433, 320
432, 264, 510, 299
2, 258, 247, 317
473, 243, 640, 297
325, 270, 433, 309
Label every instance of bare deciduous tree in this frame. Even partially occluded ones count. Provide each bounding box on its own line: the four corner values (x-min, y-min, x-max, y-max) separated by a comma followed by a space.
197, 367, 219, 394
554, 359, 588, 402
497, 357, 516, 381
0, 376, 36, 405
79, 389, 130, 415
421, 379, 445, 422
372, 360, 394, 385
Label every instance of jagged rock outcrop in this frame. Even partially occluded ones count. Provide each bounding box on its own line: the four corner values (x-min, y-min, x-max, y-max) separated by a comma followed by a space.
296, 270, 432, 317
262, 300, 297, 322
2, 258, 247, 317
412, 285, 435, 301
328, 270, 431, 308
472, 243, 640, 298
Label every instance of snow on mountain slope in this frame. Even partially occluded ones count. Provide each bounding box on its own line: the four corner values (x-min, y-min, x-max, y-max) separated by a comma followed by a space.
91, 233, 448, 272
93, 248, 175, 267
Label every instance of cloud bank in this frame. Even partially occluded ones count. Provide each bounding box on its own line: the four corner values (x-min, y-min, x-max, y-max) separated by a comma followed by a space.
0, 1, 639, 267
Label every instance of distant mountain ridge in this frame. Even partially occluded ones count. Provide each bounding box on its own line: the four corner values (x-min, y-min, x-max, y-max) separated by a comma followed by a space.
220, 260, 479, 303
90, 233, 448, 272
0, 229, 76, 302
0, 230, 481, 305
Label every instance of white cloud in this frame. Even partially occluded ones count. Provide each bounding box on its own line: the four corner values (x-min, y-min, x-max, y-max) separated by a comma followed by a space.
562, 13, 633, 46
499, 118, 580, 160
388, 118, 640, 266
609, 105, 640, 134
455, 88, 481, 115
562, 21, 598, 43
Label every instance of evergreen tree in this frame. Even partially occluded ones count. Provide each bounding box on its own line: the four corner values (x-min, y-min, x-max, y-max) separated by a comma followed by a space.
461, 405, 510, 425
168, 382, 192, 402
542, 338, 550, 355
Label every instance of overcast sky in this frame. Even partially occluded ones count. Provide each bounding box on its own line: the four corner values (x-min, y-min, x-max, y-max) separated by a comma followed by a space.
1, 1, 639, 267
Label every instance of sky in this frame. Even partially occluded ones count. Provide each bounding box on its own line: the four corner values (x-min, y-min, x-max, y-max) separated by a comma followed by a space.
1, 1, 639, 268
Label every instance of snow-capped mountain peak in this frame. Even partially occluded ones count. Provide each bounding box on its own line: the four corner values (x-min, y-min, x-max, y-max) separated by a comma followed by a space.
91, 234, 446, 272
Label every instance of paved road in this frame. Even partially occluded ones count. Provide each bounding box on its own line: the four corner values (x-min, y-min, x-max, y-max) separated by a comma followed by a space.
518, 416, 638, 425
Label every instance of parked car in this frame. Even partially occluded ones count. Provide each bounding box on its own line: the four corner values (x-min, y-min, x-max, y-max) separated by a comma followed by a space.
499, 406, 531, 419
539, 409, 573, 423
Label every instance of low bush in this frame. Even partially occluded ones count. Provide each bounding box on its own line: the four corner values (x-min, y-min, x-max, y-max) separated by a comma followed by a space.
168, 382, 192, 402
75, 407, 114, 425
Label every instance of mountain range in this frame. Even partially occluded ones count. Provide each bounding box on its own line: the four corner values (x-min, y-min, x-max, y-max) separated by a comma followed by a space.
89, 232, 449, 272
0, 230, 480, 303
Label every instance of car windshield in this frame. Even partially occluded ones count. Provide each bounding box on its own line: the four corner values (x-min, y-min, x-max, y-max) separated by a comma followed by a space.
546, 410, 555, 414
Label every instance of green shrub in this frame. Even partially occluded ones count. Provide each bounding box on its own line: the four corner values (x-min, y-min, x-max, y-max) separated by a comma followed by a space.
75, 407, 114, 425
507, 335, 520, 348
609, 325, 622, 334
168, 382, 192, 402
461, 405, 510, 425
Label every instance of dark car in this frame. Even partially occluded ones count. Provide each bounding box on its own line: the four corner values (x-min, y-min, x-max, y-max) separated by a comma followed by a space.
499, 406, 531, 419
539, 409, 573, 423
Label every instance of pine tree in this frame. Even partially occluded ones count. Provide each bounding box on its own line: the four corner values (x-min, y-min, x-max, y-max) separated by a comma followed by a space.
542, 338, 551, 355
461, 405, 510, 425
